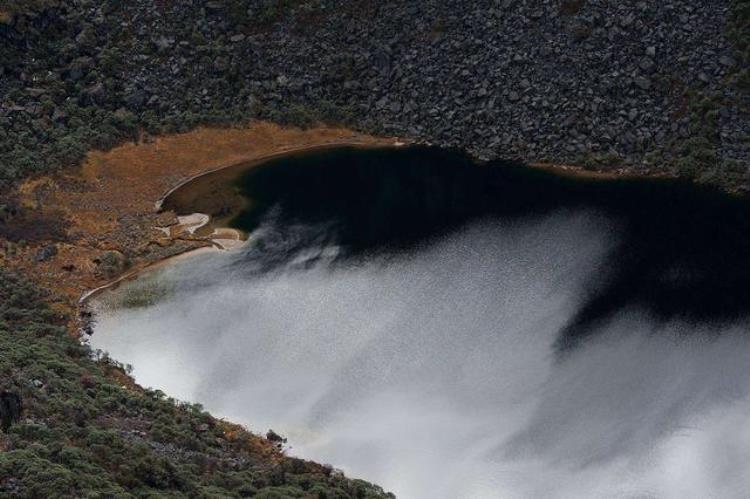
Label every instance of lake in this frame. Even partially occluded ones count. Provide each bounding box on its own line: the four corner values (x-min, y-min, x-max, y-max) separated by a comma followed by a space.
90, 146, 750, 498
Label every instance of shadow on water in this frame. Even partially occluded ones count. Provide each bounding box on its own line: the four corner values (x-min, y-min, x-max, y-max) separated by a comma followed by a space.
227, 146, 750, 350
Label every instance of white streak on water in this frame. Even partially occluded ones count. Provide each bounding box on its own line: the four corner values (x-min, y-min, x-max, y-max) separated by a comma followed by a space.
90, 213, 750, 498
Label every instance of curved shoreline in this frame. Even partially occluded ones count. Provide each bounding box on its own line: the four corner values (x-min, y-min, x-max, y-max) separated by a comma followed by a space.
0, 123, 400, 327
80, 139, 406, 306
77, 143, 711, 307
155, 140, 408, 210
10, 121, 739, 324
78, 246, 220, 304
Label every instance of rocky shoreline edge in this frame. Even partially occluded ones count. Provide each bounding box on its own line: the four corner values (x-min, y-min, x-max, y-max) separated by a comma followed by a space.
82, 138, 685, 310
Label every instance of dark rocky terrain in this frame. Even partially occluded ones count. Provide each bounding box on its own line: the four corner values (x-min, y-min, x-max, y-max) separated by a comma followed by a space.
1, 0, 749, 191
0, 1, 749, 496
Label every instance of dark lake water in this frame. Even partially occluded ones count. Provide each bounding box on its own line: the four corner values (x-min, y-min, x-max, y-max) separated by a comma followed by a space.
92, 146, 750, 498
231, 146, 750, 348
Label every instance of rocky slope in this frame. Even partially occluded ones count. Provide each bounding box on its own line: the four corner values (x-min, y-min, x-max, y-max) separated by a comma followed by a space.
0, 1, 748, 496
1, 0, 748, 191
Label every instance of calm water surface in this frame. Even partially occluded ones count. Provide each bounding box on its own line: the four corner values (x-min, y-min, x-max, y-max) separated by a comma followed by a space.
91, 147, 750, 498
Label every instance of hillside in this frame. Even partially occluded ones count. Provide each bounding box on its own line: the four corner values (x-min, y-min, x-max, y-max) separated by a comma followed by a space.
0, 1, 749, 497
0, 270, 394, 498
0, 0, 748, 191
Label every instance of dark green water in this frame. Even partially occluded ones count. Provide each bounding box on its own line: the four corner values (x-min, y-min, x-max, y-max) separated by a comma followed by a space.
229, 146, 750, 348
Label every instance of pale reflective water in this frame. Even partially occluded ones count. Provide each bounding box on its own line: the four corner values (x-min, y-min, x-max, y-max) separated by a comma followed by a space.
90, 148, 750, 498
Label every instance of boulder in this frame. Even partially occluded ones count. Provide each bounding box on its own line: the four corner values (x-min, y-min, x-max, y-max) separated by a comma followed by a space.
266, 429, 287, 448
34, 244, 57, 262
634, 77, 651, 90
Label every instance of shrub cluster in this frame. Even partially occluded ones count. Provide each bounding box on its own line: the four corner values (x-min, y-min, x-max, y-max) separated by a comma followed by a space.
0, 0, 345, 191
0, 270, 393, 498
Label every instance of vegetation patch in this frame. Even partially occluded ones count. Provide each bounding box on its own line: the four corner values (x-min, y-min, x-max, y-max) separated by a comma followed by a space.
109, 275, 173, 310
0, 0, 55, 17
0, 270, 393, 498
0, 200, 69, 244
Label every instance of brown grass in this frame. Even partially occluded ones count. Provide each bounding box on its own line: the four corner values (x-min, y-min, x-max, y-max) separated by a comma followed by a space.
0, 122, 396, 313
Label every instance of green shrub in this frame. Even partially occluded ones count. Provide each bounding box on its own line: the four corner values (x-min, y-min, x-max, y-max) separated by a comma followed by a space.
0, 270, 393, 497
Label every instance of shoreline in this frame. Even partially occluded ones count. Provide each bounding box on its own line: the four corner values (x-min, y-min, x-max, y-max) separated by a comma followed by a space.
79, 140, 410, 307
6, 122, 739, 329
155, 140, 408, 210
79, 245, 221, 304
1, 123, 399, 328
74, 141, 712, 308
80, 216, 248, 305
526, 162, 666, 180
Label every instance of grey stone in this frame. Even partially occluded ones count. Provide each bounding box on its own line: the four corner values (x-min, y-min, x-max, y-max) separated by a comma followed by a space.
373, 49, 391, 78
639, 58, 655, 71
25, 88, 47, 97
66, 67, 84, 82
82, 83, 106, 104
154, 37, 174, 52
634, 77, 651, 90
125, 89, 147, 109
620, 15, 635, 27
34, 245, 58, 262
